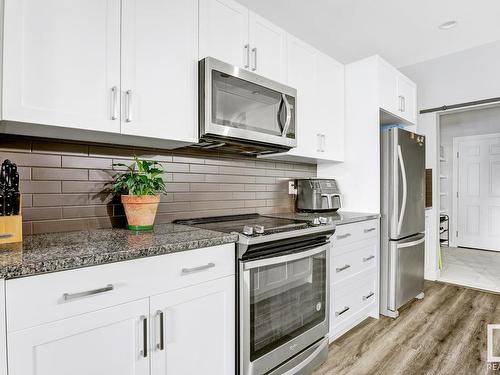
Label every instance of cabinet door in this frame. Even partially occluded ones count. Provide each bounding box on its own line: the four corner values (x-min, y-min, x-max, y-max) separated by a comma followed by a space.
3, 0, 121, 133
121, 0, 198, 143
397, 74, 417, 124
199, 0, 249, 68
378, 59, 398, 115
248, 12, 287, 82
8, 299, 150, 375
150, 276, 235, 375
317, 52, 345, 162
285, 35, 318, 159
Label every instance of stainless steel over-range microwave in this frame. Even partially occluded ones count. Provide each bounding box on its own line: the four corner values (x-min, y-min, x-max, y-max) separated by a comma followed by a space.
198, 57, 297, 154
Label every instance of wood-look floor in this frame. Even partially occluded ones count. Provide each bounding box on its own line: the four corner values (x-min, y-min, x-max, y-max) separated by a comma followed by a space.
313, 281, 500, 375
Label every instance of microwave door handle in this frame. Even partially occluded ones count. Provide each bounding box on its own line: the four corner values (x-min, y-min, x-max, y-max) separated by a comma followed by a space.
281, 94, 292, 137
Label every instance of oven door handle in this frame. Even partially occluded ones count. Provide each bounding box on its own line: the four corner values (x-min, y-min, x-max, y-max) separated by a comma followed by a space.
281, 337, 329, 375
243, 244, 329, 270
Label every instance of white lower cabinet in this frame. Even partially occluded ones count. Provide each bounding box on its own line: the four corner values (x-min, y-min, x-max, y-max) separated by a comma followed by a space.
8, 298, 150, 375
329, 219, 380, 342
150, 276, 235, 375
4, 244, 235, 375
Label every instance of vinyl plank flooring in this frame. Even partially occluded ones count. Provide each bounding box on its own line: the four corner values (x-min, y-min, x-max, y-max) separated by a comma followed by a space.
313, 281, 500, 375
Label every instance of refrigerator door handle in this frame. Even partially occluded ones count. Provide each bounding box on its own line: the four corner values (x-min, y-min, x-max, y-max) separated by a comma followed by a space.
397, 145, 408, 237
397, 236, 425, 249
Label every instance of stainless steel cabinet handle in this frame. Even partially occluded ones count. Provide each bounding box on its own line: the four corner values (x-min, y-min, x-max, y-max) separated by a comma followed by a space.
156, 310, 165, 351
181, 262, 215, 275
364, 228, 376, 233
337, 233, 351, 240
110, 86, 118, 120
251, 47, 257, 71
321, 134, 326, 152
398, 95, 403, 111
0, 234, 13, 239
140, 315, 148, 358
244, 44, 250, 68
336, 264, 351, 272
402, 96, 406, 112
316, 134, 322, 152
363, 292, 375, 301
335, 306, 350, 316
63, 284, 114, 301
125, 90, 132, 122
363, 255, 375, 262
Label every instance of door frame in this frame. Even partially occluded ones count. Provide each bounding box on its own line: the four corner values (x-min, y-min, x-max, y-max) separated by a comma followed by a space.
451, 132, 500, 248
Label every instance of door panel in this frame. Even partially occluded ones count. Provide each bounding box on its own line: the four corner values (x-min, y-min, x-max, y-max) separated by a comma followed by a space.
3, 0, 121, 132
457, 136, 500, 250
150, 276, 235, 375
121, 0, 198, 142
248, 12, 287, 82
388, 234, 424, 311
199, 0, 249, 67
8, 299, 150, 375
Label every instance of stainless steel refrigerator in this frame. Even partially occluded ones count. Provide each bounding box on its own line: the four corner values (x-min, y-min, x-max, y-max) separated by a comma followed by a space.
380, 128, 426, 318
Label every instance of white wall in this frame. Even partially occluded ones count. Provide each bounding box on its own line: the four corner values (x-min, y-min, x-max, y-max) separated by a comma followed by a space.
400, 40, 500, 280
440, 105, 500, 242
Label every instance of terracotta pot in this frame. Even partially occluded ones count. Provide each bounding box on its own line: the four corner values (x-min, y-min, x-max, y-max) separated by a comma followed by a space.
121, 195, 160, 231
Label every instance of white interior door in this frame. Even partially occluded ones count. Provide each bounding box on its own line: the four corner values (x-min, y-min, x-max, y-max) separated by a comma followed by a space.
455, 134, 500, 251
3, 0, 121, 133
8, 299, 150, 375
121, 0, 198, 143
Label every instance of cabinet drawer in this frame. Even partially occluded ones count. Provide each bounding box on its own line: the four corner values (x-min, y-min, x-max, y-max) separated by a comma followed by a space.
332, 239, 377, 284
6, 244, 235, 332
334, 219, 379, 246
331, 271, 376, 326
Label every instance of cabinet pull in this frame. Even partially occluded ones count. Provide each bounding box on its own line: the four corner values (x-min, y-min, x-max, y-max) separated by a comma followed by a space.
251, 47, 258, 71
321, 134, 326, 152
337, 233, 351, 240
363, 255, 375, 262
140, 315, 148, 358
402, 96, 406, 112
156, 310, 165, 351
364, 228, 376, 233
181, 262, 215, 275
0, 234, 13, 239
244, 44, 250, 68
335, 306, 350, 316
63, 284, 114, 301
110, 86, 118, 120
125, 90, 133, 122
317, 134, 322, 152
336, 264, 351, 272
363, 292, 375, 301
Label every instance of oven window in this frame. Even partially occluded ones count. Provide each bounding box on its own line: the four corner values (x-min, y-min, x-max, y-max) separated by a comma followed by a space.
249, 250, 326, 361
211, 70, 295, 139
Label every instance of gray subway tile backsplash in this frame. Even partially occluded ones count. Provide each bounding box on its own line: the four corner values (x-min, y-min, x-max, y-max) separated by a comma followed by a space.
5, 135, 316, 234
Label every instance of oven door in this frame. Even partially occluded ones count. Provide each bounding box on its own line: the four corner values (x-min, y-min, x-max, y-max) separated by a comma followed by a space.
200, 57, 297, 149
239, 244, 329, 375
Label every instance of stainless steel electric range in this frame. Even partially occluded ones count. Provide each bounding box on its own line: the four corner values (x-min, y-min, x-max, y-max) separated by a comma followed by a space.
175, 214, 335, 375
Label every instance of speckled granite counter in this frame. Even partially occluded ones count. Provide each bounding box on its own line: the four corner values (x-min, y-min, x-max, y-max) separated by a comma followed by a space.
0, 224, 238, 279
273, 211, 380, 225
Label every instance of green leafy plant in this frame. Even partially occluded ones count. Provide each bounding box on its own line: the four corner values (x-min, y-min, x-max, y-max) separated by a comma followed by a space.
111, 156, 166, 196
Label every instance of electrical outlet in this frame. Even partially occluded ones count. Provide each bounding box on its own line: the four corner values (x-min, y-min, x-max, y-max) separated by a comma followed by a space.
288, 181, 297, 195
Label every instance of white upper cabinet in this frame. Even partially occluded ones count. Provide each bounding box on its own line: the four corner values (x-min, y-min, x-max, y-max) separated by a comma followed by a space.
317, 52, 345, 162
2, 0, 121, 133
121, 0, 198, 143
248, 12, 287, 82
8, 299, 150, 375
199, 0, 249, 68
378, 57, 417, 124
150, 276, 235, 375
199, 0, 287, 83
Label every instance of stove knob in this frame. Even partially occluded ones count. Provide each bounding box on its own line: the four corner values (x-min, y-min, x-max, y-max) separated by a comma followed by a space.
312, 218, 321, 226
243, 225, 254, 235
254, 225, 265, 234
319, 217, 328, 225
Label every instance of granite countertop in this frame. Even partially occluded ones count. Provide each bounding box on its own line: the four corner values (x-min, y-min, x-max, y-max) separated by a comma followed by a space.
0, 224, 238, 280
273, 211, 380, 225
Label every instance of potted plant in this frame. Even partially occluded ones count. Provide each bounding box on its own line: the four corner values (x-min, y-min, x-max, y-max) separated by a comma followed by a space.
111, 157, 166, 231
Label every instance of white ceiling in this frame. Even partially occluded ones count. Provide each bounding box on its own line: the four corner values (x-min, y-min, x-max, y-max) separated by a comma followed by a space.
237, 0, 500, 67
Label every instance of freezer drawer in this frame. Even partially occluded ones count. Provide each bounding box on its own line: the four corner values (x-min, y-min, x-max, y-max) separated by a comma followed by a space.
388, 234, 425, 311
